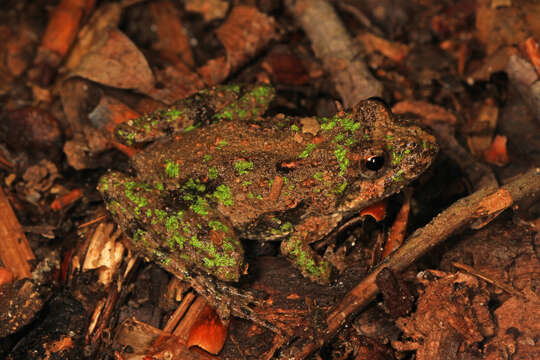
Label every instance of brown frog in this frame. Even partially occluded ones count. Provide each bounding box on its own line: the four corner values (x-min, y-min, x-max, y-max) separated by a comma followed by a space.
98, 84, 437, 313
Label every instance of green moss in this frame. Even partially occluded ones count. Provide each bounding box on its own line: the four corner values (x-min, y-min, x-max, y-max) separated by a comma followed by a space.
234, 160, 254, 175
299, 143, 316, 159
291, 124, 300, 132
241, 180, 252, 187
146, 209, 152, 217
203, 154, 212, 162
165, 160, 179, 178
154, 182, 164, 191
213, 184, 233, 206
313, 172, 323, 181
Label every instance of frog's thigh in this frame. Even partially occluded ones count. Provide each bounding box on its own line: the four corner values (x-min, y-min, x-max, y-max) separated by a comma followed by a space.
280, 216, 337, 285
98, 171, 164, 228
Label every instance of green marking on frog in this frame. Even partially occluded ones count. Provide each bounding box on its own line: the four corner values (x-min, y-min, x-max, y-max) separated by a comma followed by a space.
117, 129, 136, 145
165, 160, 179, 178
184, 124, 197, 132
166, 216, 179, 232
332, 181, 347, 194
207, 167, 219, 180
155, 209, 167, 221
286, 235, 330, 279
216, 139, 228, 149
392, 169, 405, 182
234, 160, 253, 175
191, 196, 210, 215
124, 181, 150, 215
392, 149, 411, 166
213, 184, 233, 206
299, 143, 316, 159
164, 109, 182, 122
334, 145, 349, 175
98, 87, 438, 289
208, 220, 229, 233
333, 133, 345, 143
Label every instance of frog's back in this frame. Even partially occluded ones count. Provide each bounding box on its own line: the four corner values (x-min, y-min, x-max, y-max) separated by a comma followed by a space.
130, 99, 437, 229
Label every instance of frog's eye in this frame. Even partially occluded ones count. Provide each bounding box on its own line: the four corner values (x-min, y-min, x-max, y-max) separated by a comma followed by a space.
360, 149, 387, 178
365, 155, 385, 171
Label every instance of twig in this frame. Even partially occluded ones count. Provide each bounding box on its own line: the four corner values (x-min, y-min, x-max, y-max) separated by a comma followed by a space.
279, 167, 540, 359
451, 262, 524, 299
285, 0, 382, 107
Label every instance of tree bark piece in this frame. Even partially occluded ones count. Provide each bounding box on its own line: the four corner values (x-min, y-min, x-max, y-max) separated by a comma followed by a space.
0, 187, 35, 279
279, 167, 540, 359
286, 0, 383, 107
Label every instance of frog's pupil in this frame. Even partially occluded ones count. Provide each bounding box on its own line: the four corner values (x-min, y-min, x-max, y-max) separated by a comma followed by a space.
366, 155, 384, 171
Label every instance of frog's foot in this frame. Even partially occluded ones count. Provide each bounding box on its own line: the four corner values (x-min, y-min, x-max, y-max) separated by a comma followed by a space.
114, 84, 274, 145
189, 273, 285, 335
281, 234, 332, 285
98, 171, 245, 282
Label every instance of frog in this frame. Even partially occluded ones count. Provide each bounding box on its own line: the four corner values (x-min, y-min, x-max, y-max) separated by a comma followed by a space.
97, 84, 437, 318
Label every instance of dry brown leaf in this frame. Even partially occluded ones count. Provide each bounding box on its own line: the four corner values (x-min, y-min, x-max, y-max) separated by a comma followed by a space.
69, 28, 154, 92
185, 0, 229, 22
483, 135, 509, 166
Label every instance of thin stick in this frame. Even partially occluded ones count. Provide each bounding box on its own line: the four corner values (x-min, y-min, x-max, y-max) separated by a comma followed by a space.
279, 167, 540, 359
286, 0, 383, 107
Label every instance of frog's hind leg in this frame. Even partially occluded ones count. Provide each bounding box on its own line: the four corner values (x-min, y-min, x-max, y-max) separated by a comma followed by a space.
114, 84, 275, 145
98, 171, 245, 283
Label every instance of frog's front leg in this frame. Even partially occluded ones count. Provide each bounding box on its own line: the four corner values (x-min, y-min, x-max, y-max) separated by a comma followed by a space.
114, 84, 275, 145
280, 214, 341, 285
